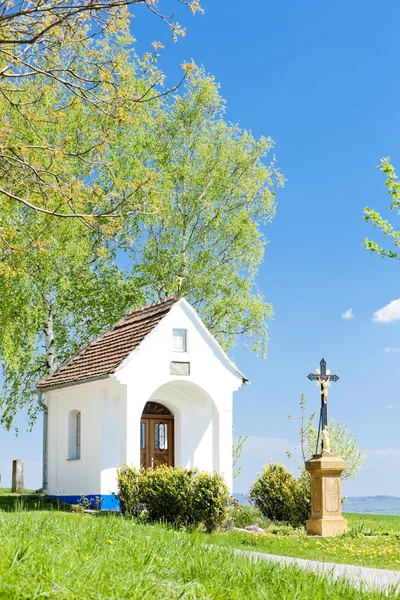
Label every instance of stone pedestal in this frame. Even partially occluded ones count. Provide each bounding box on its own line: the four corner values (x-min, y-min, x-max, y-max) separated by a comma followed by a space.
305, 453, 347, 537
12, 459, 24, 493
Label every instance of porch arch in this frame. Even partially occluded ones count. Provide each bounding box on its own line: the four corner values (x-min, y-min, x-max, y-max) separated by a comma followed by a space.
142, 380, 221, 474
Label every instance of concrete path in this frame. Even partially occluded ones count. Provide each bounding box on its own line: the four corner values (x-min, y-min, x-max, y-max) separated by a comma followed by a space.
216, 546, 400, 594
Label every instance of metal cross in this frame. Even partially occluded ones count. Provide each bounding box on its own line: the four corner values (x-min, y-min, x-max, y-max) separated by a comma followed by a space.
307, 358, 339, 452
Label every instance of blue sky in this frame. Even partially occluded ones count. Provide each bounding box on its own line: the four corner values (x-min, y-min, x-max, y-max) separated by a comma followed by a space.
1, 0, 400, 497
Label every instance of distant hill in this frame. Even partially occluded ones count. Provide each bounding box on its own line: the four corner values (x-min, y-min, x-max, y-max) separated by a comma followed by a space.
344, 496, 400, 516
233, 493, 400, 516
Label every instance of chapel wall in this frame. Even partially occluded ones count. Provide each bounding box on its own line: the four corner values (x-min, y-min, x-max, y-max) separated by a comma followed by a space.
46, 383, 104, 497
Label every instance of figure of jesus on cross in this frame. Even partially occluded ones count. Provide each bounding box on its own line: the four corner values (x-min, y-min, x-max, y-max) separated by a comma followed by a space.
307, 358, 339, 453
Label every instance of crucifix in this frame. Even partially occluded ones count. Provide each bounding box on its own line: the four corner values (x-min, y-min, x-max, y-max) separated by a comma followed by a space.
307, 358, 339, 453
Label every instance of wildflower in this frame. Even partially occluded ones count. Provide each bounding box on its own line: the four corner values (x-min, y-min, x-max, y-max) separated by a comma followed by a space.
245, 525, 265, 533
84, 556, 89, 561
107, 540, 113, 545
76, 547, 80, 551
49, 536, 55, 540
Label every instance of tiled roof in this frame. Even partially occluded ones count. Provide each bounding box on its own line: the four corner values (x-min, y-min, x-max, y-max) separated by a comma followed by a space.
36, 298, 178, 390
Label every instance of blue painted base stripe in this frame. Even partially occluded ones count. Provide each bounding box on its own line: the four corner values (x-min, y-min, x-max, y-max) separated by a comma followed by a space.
47, 494, 120, 510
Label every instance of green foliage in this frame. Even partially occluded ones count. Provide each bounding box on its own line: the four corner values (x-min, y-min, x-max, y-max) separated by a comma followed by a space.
231, 504, 272, 529
0, 22, 164, 222
0, 214, 145, 429
117, 465, 143, 517
289, 395, 365, 481
0, 30, 158, 429
117, 465, 230, 532
1, 62, 284, 429
249, 462, 311, 527
232, 430, 248, 479
364, 157, 400, 260
295, 470, 312, 525
129, 67, 284, 356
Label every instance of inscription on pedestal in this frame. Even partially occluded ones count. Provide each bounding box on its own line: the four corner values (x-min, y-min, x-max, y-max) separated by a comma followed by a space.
325, 477, 339, 512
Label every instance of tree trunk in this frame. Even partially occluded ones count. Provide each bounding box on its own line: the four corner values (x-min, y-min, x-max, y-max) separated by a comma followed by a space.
43, 296, 58, 375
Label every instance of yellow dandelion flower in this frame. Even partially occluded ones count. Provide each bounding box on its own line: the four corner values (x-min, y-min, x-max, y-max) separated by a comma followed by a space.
107, 540, 113, 545
76, 547, 80, 551
50, 536, 55, 540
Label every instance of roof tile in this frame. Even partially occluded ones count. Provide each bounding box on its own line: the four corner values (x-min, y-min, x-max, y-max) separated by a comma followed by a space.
36, 298, 178, 390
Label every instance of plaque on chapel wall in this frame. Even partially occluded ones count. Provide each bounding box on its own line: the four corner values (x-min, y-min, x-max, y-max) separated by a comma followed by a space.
170, 361, 190, 376
325, 477, 340, 512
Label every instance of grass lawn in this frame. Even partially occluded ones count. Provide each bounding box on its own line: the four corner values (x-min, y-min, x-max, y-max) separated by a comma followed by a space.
0, 488, 60, 512
205, 506, 400, 571
0, 487, 36, 494
0, 508, 398, 599
346, 512, 400, 533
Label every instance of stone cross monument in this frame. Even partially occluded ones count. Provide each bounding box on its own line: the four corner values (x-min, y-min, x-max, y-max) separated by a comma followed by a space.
305, 359, 347, 536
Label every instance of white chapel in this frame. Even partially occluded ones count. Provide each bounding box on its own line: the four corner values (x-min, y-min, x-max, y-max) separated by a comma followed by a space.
36, 298, 248, 509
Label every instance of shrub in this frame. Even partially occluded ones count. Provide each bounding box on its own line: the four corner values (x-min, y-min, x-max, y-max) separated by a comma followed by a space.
231, 505, 272, 529
249, 462, 311, 527
139, 466, 194, 524
191, 470, 230, 533
117, 466, 142, 517
295, 469, 312, 525
117, 465, 230, 532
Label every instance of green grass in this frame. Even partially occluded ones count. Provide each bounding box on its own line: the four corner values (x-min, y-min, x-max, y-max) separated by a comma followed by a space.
0, 489, 60, 512
231, 504, 400, 533
0, 509, 398, 599
345, 512, 400, 533
0, 487, 36, 494
206, 505, 400, 571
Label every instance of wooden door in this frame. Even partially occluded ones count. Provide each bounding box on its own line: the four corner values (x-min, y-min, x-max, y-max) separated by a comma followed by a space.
140, 415, 174, 469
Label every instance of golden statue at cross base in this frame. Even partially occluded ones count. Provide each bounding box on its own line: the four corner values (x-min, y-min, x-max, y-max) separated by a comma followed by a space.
321, 426, 331, 453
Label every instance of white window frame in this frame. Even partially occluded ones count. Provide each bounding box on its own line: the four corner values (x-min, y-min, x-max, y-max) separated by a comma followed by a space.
172, 328, 187, 353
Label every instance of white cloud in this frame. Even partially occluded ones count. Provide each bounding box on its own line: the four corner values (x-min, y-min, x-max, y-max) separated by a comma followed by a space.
373, 298, 400, 323
386, 404, 394, 409
384, 346, 400, 353
341, 308, 354, 320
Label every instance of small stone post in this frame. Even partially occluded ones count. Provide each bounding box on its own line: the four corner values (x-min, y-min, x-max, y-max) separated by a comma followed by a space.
305, 453, 347, 536
11, 459, 24, 493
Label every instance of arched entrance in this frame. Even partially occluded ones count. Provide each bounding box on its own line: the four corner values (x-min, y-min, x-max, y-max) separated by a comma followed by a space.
140, 402, 174, 469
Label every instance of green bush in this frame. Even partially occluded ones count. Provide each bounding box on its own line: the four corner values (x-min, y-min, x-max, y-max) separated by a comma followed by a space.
117, 465, 142, 516
117, 465, 230, 532
295, 469, 312, 525
249, 462, 311, 527
231, 505, 272, 529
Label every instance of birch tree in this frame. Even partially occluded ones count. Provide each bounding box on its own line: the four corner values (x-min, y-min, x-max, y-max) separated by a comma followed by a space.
0, 1, 200, 220
0, 27, 166, 257
127, 67, 285, 355
0, 34, 160, 429
1, 67, 285, 429
0, 213, 144, 430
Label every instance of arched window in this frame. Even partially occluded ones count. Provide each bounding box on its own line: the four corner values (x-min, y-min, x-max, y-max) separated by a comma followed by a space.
68, 410, 81, 460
